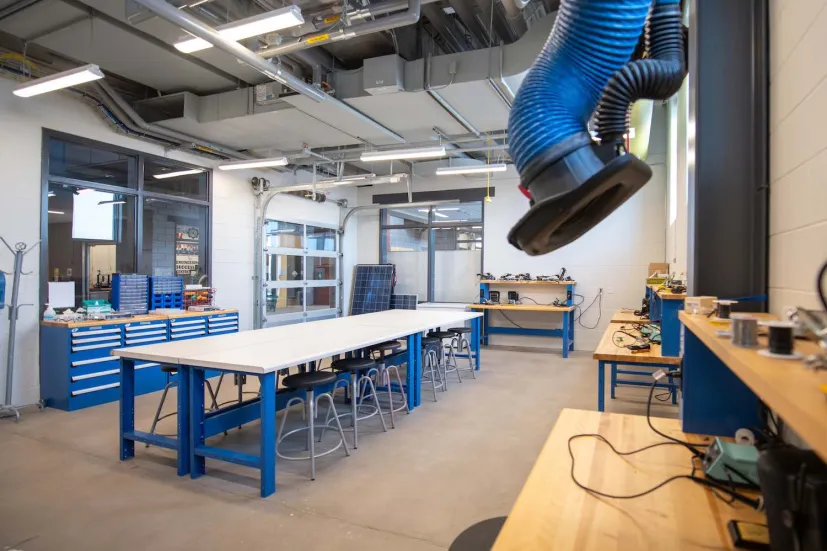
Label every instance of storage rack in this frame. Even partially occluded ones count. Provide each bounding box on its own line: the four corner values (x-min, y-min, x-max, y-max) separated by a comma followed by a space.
149, 276, 184, 310
111, 274, 149, 315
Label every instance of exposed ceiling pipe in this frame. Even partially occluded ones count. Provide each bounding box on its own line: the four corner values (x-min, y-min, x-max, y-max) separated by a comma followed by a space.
498, 0, 529, 37
256, 0, 420, 58
424, 54, 480, 137
347, 0, 439, 22
133, 0, 405, 144
96, 80, 254, 160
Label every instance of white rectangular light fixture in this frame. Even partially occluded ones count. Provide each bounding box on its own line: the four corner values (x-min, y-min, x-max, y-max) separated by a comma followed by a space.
13, 64, 104, 98
360, 146, 446, 162
153, 168, 206, 179
314, 173, 376, 185
218, 157, 288, 171
98, 200, 126, 205
175, 6, 304, 53
433, 211, 449, 218
436, 207, 460, 211
48, 191, 56, 197
48, 210, 65, 215
472, 226, 482, 229
436, 163, 508, 176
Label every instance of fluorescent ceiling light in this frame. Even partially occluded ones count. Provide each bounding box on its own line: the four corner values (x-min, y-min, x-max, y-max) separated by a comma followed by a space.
436, 207, 459, 211
433, 211, 448, 218
76, 188, 96, 194
48, 191, 55, 197
175, 6, 304, 53
315, 173, 376, 185
436, 163, 508, 176
48, 210, 64, 215
153, 168, 205, 179
13, 64, 104, 98
98, 200, 126, 205
417, 209, 430, 213
361, 146, 446, 162
472, 226, 482, 229
218, 157, 288, 171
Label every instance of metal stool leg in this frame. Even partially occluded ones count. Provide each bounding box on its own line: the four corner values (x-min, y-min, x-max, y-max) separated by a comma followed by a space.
319, 392, 350, 458
382, 367, 396, 429
461, 336, 476, 378
449, 337, 462, 383
146, 381, 174, 447
360, 370, 388, 432
389, 365, 410, 414
423, 349, 439, 402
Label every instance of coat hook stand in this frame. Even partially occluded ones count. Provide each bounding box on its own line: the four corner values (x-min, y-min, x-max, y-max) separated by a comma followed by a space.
1, 237, 41, 422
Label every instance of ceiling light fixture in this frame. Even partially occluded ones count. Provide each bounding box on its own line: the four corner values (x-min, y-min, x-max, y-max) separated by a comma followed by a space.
13, 64, 104, 97
98, 200, 126, 205
218, 157, 288, 171
175, 5, 304, 53
433, 211, 449, 218
360, 146, 446, 162
435, 207, 460, 211
472, 226, 482, 229
435, 163, 508, 176
48, 191, 55, 197
315, 173, 377, 185
153, 168, 205, 179
48, 210, 64, 215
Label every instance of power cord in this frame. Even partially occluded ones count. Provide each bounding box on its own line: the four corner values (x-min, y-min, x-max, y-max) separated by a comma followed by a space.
575, 289, 603, 329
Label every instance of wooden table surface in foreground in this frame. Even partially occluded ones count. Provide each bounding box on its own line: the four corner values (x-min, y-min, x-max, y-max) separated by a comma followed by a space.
493, 409, 764, 551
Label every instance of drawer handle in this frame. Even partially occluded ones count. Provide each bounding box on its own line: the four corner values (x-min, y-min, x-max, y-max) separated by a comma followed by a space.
171, 319, 205, 326
71, 356, 121, 367
125, 336, 167, 345
171, 324, 204, 333
210, 316, 238, 322
72, 342, 122, 352
124, 329, 167, 337
71, 382, 120, 396
171, 330, 205, 339
208, 321, 237, 328
125, 324, 166, 332
72, 368, 120, 382
209, 326, 237, 334
72, 335, 122, 345
73, 328, 121, 335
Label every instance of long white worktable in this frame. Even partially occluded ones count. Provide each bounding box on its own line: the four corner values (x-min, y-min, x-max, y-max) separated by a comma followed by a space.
114, 309, 483, 497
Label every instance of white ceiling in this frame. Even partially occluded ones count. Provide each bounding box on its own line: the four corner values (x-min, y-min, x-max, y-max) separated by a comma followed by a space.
436, 81, 511, 132
344, 91, 467, 141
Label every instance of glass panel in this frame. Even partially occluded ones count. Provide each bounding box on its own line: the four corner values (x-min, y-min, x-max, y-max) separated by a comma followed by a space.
435, 226, 483, 251
141, 198, 209, 284
265, 220, 303, 249
266, 254, 303, 282
308, 256, 336, 281
306, 225, 336, 251
143, 158, 209, 200
434, 249, 481, 302
265, 288, 303, 316
48, 138, 136, 187
383, 207, 429, 226
306, 286, 336, 311
431, 202, 482, 224
47, 183, 136, 307
384, 227, 428, 252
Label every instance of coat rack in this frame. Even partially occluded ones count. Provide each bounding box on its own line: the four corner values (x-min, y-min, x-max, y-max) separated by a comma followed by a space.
1, 237, 40, 422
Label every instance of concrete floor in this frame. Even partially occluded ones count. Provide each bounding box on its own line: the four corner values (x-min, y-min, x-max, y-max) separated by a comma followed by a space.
0, 348, 677, 550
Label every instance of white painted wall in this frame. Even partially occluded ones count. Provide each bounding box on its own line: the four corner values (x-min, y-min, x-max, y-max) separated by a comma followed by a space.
0, 77, 351, 406
355, 160, 667, 351
768, 0, 827, 315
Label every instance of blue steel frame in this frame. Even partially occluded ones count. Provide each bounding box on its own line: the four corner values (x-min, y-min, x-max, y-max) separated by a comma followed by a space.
117, 316, 483, 497
478, 282, 575, 358
597, 359, 678, 412
645, 286, 685, 357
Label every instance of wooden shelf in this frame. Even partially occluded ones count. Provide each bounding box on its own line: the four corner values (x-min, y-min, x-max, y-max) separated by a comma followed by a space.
41, 314, 167, 328
493, 409, 763, 551
681, 311, 827, 462
468, 303, 575, 312
610, 310, 649, 324
479, 280, 576, 285
593, 322, 681, 365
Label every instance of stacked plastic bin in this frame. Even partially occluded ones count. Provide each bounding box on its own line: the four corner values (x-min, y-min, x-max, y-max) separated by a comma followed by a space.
111, 274, 149, 315
149, 276, 184, 310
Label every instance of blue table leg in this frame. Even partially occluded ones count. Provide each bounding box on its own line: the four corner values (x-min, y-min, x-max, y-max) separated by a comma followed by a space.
415, 332, 422, 406
597, 360, 605, 412
189, 367, 206, 479
119, 358, 135, 461
669, 373, 677, 404
259, 371, 276, 497
660, 300, 685, 357
562, 311, 570, 359
176, 364, 191, 476
406, 334, 416, 409
472, 317, 481, 370
610, 363, 617, 399
482, 310, 490, 345
569, 311, 575, 351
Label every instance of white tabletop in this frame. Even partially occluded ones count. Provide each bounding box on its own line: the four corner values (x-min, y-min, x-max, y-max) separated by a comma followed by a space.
114, 309, 482, 374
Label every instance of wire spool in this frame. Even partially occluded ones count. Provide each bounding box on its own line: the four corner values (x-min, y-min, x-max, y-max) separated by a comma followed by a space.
714, 299, 738, 320
730, 314, 758, 348
758, 320, 801, 359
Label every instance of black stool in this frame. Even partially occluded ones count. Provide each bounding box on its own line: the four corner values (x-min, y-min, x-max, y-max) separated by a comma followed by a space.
449, 517, 507, 551
148, 365, 220, 445
370, 341, 409, 428
428, 331, 462, 388
421, 336, 444, 401
277, 371, 350, 480
325, 357, 387, 448
448, 327, 476, 379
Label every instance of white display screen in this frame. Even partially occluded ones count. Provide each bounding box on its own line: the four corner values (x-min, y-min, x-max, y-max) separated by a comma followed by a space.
72, 190, 115, 241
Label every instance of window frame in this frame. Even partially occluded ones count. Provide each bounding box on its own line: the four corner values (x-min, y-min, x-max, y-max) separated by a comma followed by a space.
40, 129, 212, 310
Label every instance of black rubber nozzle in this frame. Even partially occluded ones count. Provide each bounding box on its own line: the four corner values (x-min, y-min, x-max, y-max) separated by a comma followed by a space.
508, 142, 651, 256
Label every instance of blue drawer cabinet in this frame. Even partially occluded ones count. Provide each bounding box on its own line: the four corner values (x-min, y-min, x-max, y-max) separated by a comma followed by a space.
41, 310, 239, 411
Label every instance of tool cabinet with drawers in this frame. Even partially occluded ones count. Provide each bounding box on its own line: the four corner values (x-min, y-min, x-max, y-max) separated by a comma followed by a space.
40, 310, 239, 411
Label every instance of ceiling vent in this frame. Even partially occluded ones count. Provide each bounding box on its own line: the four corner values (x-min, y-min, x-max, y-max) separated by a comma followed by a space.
363, 55, 405, 96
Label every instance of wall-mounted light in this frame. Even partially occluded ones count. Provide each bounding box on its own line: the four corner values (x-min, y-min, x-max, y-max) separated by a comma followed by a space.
13, 64, 104, 97
175, 6, 304, 53
153, 168, 205, 179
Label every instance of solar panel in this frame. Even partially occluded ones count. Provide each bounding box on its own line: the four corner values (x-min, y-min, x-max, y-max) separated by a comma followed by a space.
390, 294, 418, 310
350, 264, 394, 315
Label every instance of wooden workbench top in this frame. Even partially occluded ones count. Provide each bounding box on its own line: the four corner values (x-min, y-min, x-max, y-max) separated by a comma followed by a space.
681, 311, 827, 462
41, 314, 168, 328
610, 309, 650, 323
479, 280, 576, 285
468, 303, 575, 312
162, 308, 238, 318
593, 322, 681, 365
492, 409, 764, 551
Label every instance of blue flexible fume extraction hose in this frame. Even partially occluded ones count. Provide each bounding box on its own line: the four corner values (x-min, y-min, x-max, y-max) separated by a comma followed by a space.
507, 0, 685, 256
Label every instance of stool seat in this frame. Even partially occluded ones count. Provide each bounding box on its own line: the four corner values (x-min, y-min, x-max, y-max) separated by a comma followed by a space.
428, 331, 455, 340
421, 336, 440, 345
331, 357, 376, 372
161, 365, 177, 373
448, 327, 472, 334
370, 340, 401, 353
282, 371, 337, 390
449, 517, 507, 551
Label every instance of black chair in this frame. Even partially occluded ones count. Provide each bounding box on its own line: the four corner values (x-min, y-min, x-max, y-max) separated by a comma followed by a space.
324, 357, 387, 448
277, 371, 350, 480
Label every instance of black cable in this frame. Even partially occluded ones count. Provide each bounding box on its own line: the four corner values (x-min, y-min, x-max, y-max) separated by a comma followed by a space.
644, 380, 707, 458
818, 259, 827, 312
520, 296, 540, 304
497, 310, 527, 329
576, 290, 603, 329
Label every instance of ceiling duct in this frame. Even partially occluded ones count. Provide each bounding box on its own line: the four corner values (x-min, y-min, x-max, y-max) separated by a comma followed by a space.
132, 0, 406, 143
